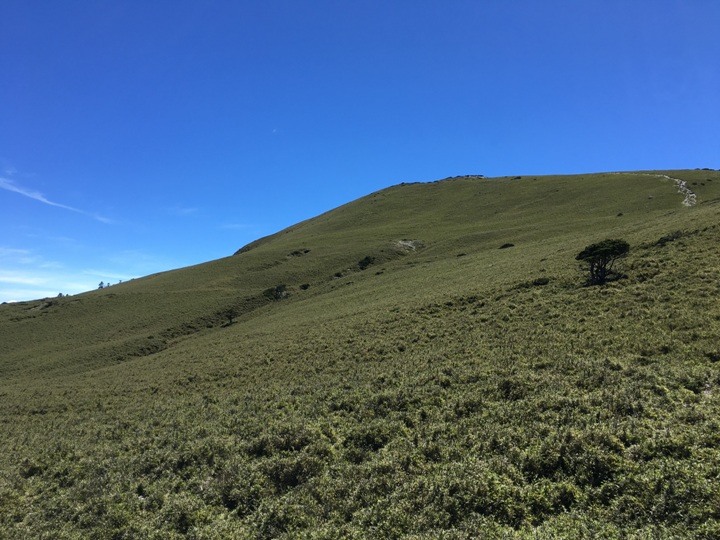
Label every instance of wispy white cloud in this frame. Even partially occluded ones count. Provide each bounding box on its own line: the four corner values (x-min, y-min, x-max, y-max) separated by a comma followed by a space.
0, 248, 92, 302
0, 176, 112, 224
0, 288, 62, 303
0, 176, 79, 211
0, 247, 32, 258
38, 260, 65, 270
0, 272, 47, 286
0, 247, 44, 265
92, 213, 115, 224
0, 245, 177, 302
0, 266, 100, 302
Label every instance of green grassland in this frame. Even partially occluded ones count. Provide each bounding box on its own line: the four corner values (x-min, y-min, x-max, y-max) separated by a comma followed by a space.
1, 170, 720, 538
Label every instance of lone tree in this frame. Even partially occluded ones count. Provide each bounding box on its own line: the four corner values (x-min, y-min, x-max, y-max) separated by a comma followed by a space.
576, 239, 629, 285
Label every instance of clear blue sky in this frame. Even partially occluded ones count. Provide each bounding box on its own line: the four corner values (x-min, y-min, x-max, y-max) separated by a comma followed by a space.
2, 1, 719, 302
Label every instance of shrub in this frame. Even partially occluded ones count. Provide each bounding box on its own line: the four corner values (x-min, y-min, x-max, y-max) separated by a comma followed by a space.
358, 256, 375, 270
655, 230, 683, 247
262, 454, 323, 492
263, 284, 288, 300
213, 461, 266, 514
223, 308, 237, 326
576, 239, 629, 285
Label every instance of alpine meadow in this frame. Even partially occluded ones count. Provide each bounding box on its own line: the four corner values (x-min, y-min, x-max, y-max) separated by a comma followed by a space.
3, 169, 720, 538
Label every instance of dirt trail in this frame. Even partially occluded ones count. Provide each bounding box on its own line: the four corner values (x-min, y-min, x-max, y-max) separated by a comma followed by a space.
651, 173, 697, 206
610, 172, 697, 206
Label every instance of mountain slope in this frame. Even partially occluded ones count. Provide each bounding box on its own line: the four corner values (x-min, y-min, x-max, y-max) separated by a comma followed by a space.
1, 169, 720, 538
2, 170, 714, 378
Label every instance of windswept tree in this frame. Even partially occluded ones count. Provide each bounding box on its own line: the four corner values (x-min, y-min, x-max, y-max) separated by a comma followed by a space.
576, 239, 629, 285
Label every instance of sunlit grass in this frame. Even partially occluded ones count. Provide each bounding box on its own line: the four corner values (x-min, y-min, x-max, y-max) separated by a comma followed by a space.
1, 170, 720, 538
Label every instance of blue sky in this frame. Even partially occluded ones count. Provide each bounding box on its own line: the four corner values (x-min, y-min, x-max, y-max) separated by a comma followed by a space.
2, 1, 719, 302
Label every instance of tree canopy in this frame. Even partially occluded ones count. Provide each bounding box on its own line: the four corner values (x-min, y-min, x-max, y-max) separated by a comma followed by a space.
576, 239, 629, 285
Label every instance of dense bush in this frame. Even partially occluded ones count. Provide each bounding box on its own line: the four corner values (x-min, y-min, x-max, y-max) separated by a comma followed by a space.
358, 256, 375, 270
576, 239, 629, 285
263, 284, 288, 300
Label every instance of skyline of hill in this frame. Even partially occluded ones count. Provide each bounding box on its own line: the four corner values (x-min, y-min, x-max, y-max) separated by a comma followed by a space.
2, 168, 720, 537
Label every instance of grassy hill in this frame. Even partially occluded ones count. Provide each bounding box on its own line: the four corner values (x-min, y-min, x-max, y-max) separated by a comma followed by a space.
1, 170, 720, 538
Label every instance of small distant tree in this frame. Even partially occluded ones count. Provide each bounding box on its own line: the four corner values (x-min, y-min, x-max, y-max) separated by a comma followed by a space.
576, 239, 629, 285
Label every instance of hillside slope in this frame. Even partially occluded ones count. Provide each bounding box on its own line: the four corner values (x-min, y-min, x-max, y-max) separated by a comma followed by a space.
1, 170, 720, 538
1, 171, 715, 378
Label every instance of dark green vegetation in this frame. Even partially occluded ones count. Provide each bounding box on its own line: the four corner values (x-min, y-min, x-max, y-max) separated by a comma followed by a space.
576, 239, 630, 285
2, 170, 720, 538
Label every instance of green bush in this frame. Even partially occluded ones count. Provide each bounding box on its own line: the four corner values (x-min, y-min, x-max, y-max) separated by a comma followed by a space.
576, 239, 629, 285
358, 256, 375, 270
263, 284, 288, 300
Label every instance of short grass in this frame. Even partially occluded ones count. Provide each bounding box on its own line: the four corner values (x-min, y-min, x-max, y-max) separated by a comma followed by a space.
1, 170, 720, 538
